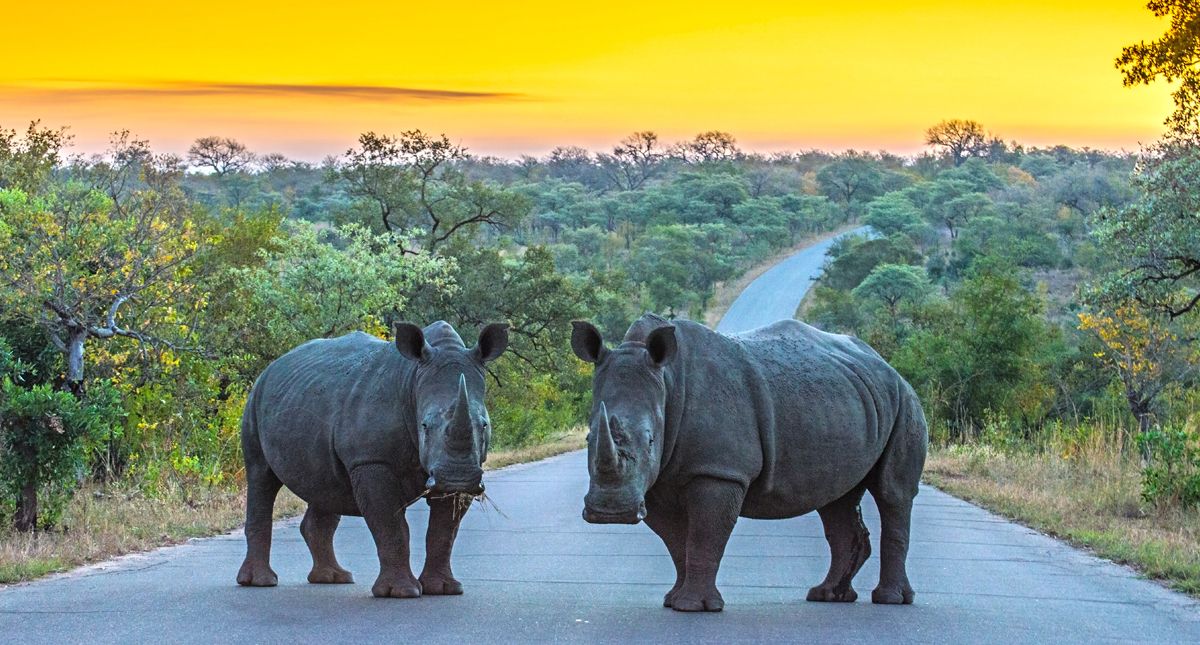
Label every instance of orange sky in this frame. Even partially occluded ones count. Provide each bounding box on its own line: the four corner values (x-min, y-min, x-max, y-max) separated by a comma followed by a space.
0, 1, 1177, 160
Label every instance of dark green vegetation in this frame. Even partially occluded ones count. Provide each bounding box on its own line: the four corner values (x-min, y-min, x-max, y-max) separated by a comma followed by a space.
0, 125, 861, 535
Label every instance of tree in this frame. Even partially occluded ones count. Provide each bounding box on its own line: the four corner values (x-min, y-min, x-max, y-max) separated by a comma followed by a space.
892, 260, 1057, 432
675, 131, 740, 165
864, 192, 924, 238
332, 131, 529, 251
597, 131, 665, 191
852, 264, 932, 321
925, 120, 988, 166
230, 222, 450, 354
1078, 303, 1198, 435
1093, 142, 1200, 318
0, 121, 71, 194
0, 338, 121, 530
187, 136, 255, 177
0, 134, 204, 394
1116, 1, 1200, 138
815, 152, 885, 218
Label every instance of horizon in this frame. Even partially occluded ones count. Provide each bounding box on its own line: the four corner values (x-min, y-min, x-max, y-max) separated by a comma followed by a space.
0, 2, 1177, 161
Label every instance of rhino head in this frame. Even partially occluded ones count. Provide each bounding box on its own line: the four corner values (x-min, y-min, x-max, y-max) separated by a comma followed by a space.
394, 321, 509, 496
571, 320, 677, 524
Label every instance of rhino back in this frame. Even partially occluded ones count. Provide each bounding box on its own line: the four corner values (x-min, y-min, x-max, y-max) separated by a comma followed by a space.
248, 332, 417, 513
650, 318, 908, 519
734, 320, 907, 517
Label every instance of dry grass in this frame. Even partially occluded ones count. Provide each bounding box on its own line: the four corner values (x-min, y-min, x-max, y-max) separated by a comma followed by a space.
924, 440, 1200, 596
0, 485, 306, 584
0, 431, 588, 586
486, 427, 587, 470
704, 224, 859, 327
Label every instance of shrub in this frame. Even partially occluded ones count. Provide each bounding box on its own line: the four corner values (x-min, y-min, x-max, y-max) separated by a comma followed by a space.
0, 380, 122, 530
1138, 427, 1200, 508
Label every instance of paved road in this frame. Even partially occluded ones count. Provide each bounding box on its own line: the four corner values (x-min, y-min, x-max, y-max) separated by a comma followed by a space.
716, 226, 869, 333
2, 451, 1197, 643
3, 229, 1199, 643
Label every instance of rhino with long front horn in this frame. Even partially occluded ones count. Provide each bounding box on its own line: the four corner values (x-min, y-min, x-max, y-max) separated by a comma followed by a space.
237, 320, 509, 598
573, 314, 928, 612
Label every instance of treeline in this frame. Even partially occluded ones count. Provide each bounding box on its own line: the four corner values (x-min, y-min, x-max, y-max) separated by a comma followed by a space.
806, 119, 1199, 508
0, 111, 1196, 531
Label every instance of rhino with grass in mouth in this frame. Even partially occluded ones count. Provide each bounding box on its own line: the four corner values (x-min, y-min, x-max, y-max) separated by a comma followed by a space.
237, 320, 508, 598
571, 314, 927, 612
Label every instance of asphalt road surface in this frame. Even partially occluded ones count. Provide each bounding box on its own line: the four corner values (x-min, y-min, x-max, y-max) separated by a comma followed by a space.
3, 229, 1199, 643
716, 226, 869, 334
2, 451, 1197, 643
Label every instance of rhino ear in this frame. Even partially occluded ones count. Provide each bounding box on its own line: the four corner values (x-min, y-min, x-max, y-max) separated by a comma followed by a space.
473, 322, 509, 363
571, 320, 606, 364
646, 325, 677, 368
394, 322, 433, 363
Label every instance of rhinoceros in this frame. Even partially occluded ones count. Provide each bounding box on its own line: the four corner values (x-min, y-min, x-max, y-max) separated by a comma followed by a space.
237, 320, 508, 598
571, 314, 927, 612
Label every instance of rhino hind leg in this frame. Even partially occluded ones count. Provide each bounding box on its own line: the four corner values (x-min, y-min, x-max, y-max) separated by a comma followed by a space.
418, 495, 466, 595
806, 483, 870, 603
237, 461, 282, 587
351, 464, 422, 599
643, 500, 688, 608
301, 507, 353, 584
866, 403, 926, 605
671, 476, 746, 613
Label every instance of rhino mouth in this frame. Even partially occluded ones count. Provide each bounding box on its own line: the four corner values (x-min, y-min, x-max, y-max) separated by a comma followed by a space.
582, 503, 646, 525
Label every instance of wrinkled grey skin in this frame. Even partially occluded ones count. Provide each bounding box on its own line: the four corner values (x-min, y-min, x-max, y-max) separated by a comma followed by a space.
572, 314, 927, 612
237, 320, 508, 598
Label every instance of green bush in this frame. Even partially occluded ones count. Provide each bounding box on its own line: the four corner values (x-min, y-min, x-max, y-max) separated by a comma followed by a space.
1138, 427, 1200, 508
0, 379, 123, 530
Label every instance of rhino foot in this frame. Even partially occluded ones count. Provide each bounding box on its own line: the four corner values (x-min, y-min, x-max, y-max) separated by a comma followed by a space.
418, 574, 463, 595
806, 583, 858, 603
662, 582, 684, 608
236, 560, 278, 587
308, 566, 354, 584
671, 586, 724, 612
371, 572, 422, 598
871, 584, 914, 605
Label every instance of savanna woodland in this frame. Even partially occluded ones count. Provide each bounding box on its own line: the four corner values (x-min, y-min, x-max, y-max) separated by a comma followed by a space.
1, 1, 1198, 594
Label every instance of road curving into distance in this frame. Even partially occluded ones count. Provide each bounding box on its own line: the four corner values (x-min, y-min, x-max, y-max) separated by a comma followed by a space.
716, 226, 869, 334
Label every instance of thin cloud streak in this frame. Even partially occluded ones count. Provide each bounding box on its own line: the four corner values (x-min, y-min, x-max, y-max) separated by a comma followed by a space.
2, 80, 526, 102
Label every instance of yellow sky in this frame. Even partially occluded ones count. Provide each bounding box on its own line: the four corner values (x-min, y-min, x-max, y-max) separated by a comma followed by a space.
0, 1, 1176, 159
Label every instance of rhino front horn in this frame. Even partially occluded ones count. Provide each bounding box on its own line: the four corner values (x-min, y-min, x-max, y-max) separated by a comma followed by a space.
595, 401, 620, 475
449, 373, 473, 449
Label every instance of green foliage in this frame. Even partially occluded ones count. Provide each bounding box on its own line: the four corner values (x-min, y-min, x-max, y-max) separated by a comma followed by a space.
0, 344, 123, 529
1092, 141, 1200, 318
1138, 427, 1200, 508
891, 260, 1059, 433
852, 263, 932, 320
228, 222, 451, 359
820, 235, 922, 291
1116, 0, 1200, 137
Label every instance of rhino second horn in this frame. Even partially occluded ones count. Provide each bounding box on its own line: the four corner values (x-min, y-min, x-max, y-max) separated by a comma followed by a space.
596, 401, 620, 475
449, 373, 474, 449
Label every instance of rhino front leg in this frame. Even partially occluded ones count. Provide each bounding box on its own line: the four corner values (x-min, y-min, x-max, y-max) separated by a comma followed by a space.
301, 507, 353, 584
807, 483, 870, 602
672, 476, 745, 613
643, 500, 687, 608
351, 464, 422, 598
419, 495, 466, 595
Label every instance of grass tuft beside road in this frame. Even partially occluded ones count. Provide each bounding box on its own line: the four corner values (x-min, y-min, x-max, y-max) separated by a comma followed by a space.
0, 429, 587, 586
924, 444, 1200, 596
